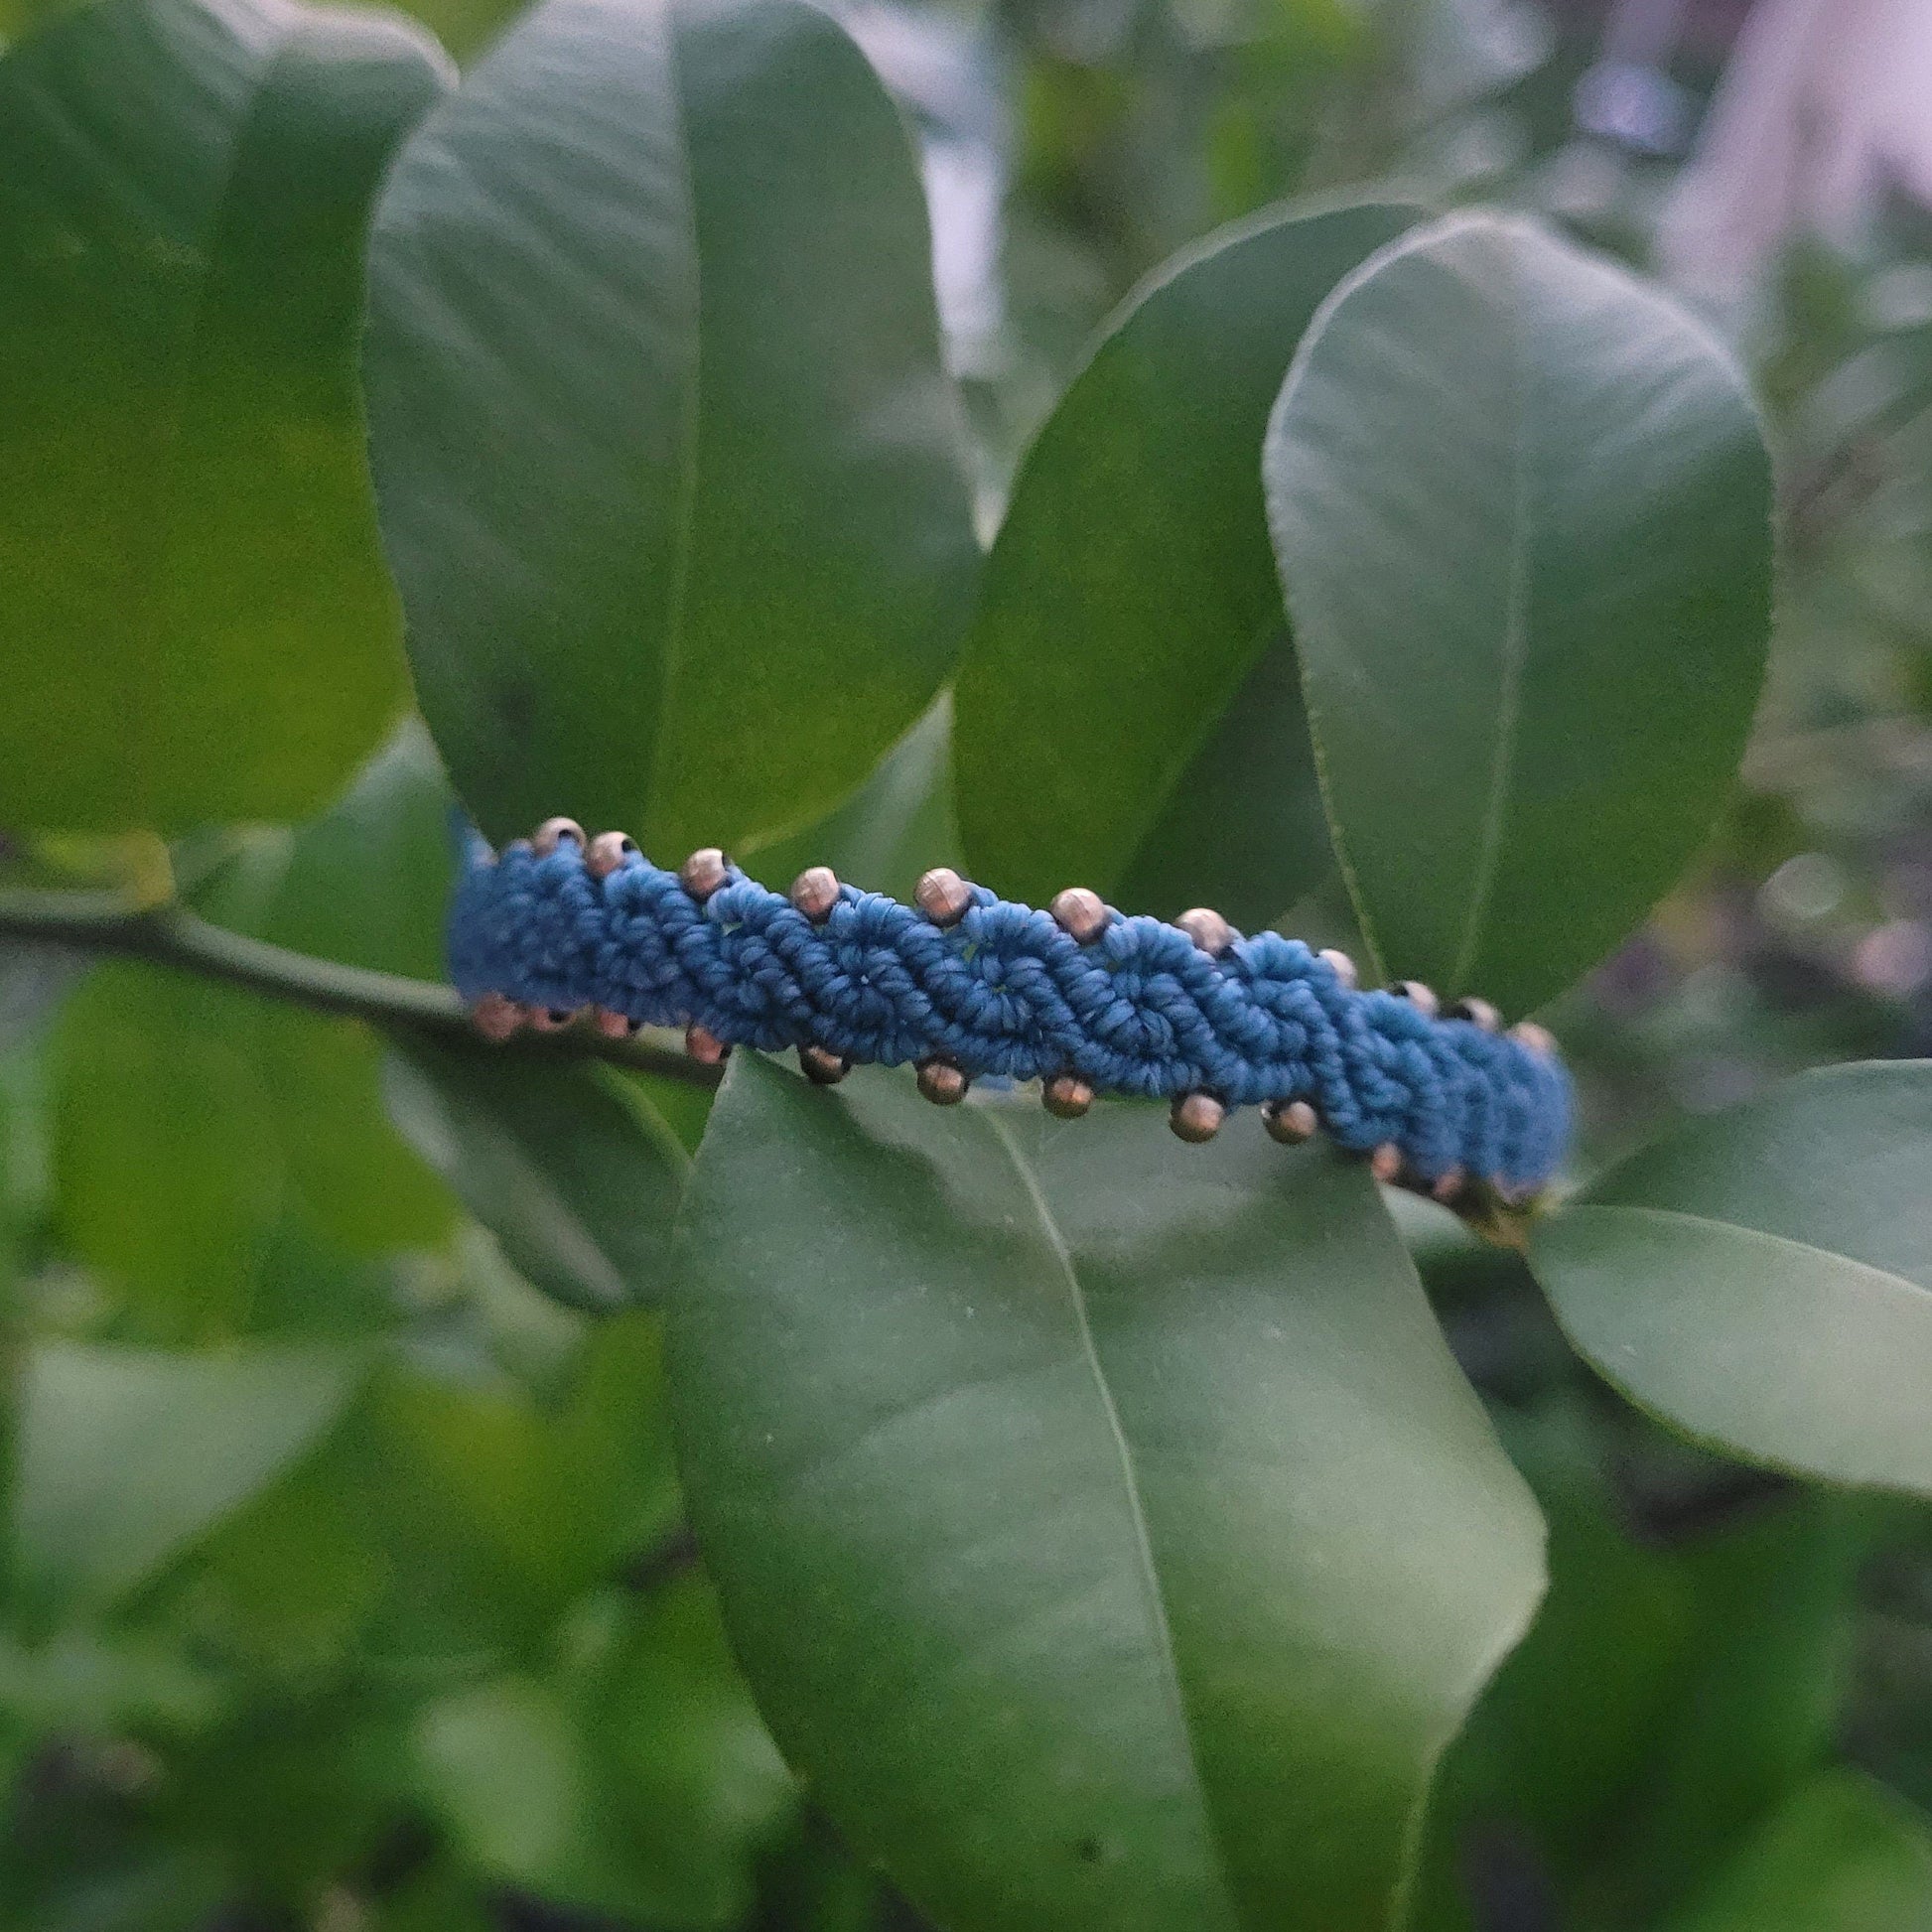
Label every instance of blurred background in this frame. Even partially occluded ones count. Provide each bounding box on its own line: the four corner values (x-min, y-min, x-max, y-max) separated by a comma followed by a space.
2, 0, 1932, 1927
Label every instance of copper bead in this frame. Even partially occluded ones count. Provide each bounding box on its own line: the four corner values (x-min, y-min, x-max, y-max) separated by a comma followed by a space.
1049, 887, 1109, 945
1369, 1143, 1404, 1183
1511, 1021, 1557, 1057
586, 831, 638, 880
686, 1024, 729, 1067
916, 1057, 969, 1106
1390, 980, 1440, 1018
790, 866, 840, 923
799, 1044, 850, 1086
1448, 997, 1500, 1033
915, 867, 973, 928
1170, 1092, 1224, 1144
1431, 1168, 1467, 1205
533, 817, 586, 857
1317, 947, 1358, 990
528, 1007, 576, 1033
471, 993, 523, 1043
680, 848, 731, 901
1175, 907, 1233, 957
1042, 1074, 1093, 1120
593, 1007, 635, 1040
1263, 1098, 1318, 1146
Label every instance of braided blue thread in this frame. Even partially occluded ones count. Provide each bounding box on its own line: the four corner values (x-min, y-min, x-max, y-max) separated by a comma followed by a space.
447, 835, 1572, 1190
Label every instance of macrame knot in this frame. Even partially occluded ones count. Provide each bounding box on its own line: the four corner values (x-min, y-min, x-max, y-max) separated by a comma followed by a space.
449, 818, 1572, 1203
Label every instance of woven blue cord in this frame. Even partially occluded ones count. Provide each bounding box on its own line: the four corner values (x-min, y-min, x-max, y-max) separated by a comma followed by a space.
448, 834, 1571, 1190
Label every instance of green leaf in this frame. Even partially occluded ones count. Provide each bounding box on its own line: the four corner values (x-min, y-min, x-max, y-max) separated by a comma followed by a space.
1264, 211, 1773, 1013
668, 1054, 1545, 1932
1667, 1773, 1932, 1932
12, 1341, 361, 1620
1528, 1061, 1932, 1496
0, 0, 448, 833
384, 1036, 689, 1312
365, 0, 978, 856
53, 967, 284, 1337
415, 1577, 793, 1926
954, 201, 1418, 926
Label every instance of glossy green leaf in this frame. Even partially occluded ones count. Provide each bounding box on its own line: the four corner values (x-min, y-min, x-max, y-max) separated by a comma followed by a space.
0, 0, 447, 833
12, 1341, 360, 1619
365, 0, 978, 856
1265, 211, 1773, 1013
668, 1054, 1545, 1932
955, 201, 1418, 925
384, 1036, 689, 1312
1529, 1061, 1932, 1496
1668, 1772, 1932, 1932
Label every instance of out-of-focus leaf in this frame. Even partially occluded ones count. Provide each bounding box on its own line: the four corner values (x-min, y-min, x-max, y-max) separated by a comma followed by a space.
246, 719, 456, 981
1265, 211, 1773, 1013
1667, 1772, 1932, 1932
0, 1628, 223, 1737
415, 1574, 793, 1928
0, 0, 449, 832
955, 200, 1418, 925
746, 697, 961, 906
358, 1316, 679, 1652
365, 0, 978, 856
669, 1054, 1545, 1932
52, 967, 283, 1337
246, 1008, 454, 1256
1530, 1062, 1932, 1496
11, 1341, 361, 1620
384, 1037, 689, 1311
1621, 1495, 1861, 1913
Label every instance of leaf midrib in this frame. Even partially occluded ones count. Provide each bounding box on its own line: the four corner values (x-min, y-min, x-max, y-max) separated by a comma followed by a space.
982, 1109, 1242, 1923
1449, 230, 1534, 995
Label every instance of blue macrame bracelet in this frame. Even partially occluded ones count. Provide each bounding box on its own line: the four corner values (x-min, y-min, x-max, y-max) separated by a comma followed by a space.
449, 819, 1572, 1201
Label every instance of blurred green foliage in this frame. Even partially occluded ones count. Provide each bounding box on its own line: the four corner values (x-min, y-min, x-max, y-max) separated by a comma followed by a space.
0, 0, 1929, 1926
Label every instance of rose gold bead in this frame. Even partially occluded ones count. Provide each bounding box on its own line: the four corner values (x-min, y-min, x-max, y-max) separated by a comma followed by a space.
593, 1007, 635, 1039
916, 1057, 969, 1106
799, 1044, 849, 1086
528, 1007, 577, 1033
1317, 947, 1358, 990
914, 867, 973, 927
1175, 907, 1234, 956
1042, 1074, 1093, 1120
1511, 1021, 1557, 1056
1448, 997, 1500, 1033
1369, 1143, 1404, 1183
1431, 1169, 1467, 1205
790, 865, 840, 923
533, 817, 586, 857
470, 993, 523, 1043
586, 831, 638, 880
1170, 1092, 1224, 1144
686, 1024, 729, 1066
1262, 1098, 1318, 1146
680, 848, 731, 901
1049, 887, 1108, 944
1390, 980, 1440, 1018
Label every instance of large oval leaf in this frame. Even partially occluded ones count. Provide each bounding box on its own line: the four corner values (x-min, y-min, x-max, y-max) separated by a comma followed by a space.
1528, 1061, 1932, 1496
1264, 212, 1773, 1015
954, 201, 1418, 926
365, 0, 979, 856
0, 0, 446, 833
668, 1054, 1545, 1931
